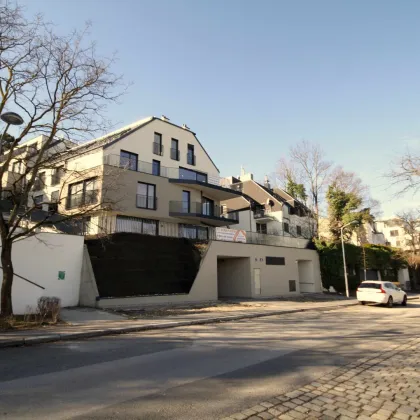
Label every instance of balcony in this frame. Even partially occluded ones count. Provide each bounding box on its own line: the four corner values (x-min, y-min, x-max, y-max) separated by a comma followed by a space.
254, 208, 275, 223
136, 194, 157, 210
168, 168, 242, 200
169, 201, 239, 227
187, 152, 196, 166
170, 148, 180, 161
153, 142, 163, 156
103, 154, 243, 201
66, 190, 99, 209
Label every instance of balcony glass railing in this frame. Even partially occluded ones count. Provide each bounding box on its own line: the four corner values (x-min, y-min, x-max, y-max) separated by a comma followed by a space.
152, 142, 164, 156
103, 154, 235, 190
169, 201, 239, 221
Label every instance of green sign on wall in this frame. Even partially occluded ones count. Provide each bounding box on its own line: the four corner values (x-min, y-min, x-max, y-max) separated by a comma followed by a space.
58, 271, 66, 280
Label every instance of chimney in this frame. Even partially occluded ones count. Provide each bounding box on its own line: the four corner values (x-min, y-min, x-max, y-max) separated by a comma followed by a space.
264, 175, 271, 189
161, 115, 170, 121
182, 123, 190, 130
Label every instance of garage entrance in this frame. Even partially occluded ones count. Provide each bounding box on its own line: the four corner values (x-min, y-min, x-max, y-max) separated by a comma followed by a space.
297, 260, 315, 293
217, 256, 251, 298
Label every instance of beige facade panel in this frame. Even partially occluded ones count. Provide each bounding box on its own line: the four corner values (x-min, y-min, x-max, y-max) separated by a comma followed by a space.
104, 118, 219, 178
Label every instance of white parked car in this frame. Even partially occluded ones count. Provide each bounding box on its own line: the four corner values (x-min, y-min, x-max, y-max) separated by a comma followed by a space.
356, 281, 407, 307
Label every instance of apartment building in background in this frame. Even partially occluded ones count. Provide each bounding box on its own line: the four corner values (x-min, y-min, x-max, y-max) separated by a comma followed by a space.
0, 135, 76, 216
221, 168, 314, 242
374, 218, 420, 253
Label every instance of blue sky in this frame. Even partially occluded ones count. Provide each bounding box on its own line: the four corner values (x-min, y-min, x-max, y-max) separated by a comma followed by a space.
19, 0, 420, 217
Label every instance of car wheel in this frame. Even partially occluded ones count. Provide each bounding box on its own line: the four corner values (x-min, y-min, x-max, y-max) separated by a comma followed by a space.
387, 296, 393, 308
402, 295, 407, 306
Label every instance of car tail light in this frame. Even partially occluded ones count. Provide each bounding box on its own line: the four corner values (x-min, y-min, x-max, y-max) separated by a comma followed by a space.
378, 287, 386, 294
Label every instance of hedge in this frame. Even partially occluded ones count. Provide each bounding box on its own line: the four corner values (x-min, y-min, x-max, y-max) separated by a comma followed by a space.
315, 240, 407, 292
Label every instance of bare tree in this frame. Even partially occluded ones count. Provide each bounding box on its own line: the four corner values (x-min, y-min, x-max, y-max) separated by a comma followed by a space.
396, 210, 420, 254
0, 4, 124, 316
278, 140, 332, 235
389, 149, 420, 196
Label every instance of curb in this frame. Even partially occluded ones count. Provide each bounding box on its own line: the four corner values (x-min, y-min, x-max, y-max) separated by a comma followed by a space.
0, 302, 359, 348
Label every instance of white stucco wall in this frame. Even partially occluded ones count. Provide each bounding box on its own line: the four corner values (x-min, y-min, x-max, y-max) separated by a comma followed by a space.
0, 233, 84, 314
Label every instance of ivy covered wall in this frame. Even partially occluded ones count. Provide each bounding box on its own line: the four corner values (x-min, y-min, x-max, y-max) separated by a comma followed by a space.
315, 240, 407, 292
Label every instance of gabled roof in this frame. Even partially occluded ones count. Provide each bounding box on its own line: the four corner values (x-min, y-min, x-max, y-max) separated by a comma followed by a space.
65, 116, 220, 172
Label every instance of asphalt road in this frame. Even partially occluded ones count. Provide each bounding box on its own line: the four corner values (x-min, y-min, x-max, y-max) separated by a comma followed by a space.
1, 302, 419, 420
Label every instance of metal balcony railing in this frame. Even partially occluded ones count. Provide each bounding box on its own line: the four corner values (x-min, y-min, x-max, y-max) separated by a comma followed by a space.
170, 148, 180, 161
153, 142, 164, 156
187, 152, 196, 166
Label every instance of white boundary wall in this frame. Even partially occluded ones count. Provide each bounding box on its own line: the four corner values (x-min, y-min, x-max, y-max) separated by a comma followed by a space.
0, 233, 84, 314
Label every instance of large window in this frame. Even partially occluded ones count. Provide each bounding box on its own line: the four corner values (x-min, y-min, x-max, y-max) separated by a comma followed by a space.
171, 138, 180, 161
49, 190, 59, 213
153, 132, 163, 156
179, 224, 208, 240
390, 230, 399, 237
187, 144, 195, 165
257, 223, 267, 234
179, 167, 207, 183
182, 190, 190, 213
283, 222, 290, 233
33, 172, 46, 190
202, 197, 214, 216
11, 161, 24, 174
137, 182, 156, 209
120, 150, 138, 171
51, 166, 64, 185
116, 216, 158, 236
296, 225, 302, 236
67, 178, 98, 209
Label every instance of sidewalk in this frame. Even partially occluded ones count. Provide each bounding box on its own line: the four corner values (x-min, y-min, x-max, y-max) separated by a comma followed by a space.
0, 298, 362, 348
222, 336, 420, 420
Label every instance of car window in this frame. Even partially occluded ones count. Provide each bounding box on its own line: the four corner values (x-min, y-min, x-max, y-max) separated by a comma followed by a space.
358, 283, 381, 289
385, 283, 394, 289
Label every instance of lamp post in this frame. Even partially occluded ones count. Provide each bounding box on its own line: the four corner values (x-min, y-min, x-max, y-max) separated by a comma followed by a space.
341, 220, 359, 298
0, 112, 24, 155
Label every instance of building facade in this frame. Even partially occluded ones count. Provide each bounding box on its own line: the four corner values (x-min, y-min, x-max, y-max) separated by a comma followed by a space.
221, 169, 314, 240
1, 116, 242, 238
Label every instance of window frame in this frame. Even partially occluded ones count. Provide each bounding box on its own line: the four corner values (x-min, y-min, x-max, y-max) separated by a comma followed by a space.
187, 144, 195, 165
152, 159, 161, 176
120, 150, 138, 171
171, 138, 180, 161
33, 194, 44, 208
257, 223, 268, 234
136, 182, 157, 210
67, 177, 98, 209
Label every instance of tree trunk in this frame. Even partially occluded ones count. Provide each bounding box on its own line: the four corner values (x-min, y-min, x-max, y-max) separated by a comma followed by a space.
1, 241, 14, 317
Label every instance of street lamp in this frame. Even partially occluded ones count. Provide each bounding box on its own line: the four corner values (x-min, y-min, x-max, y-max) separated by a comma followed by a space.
0, 112, 24, 155
341, 220, 359, 298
